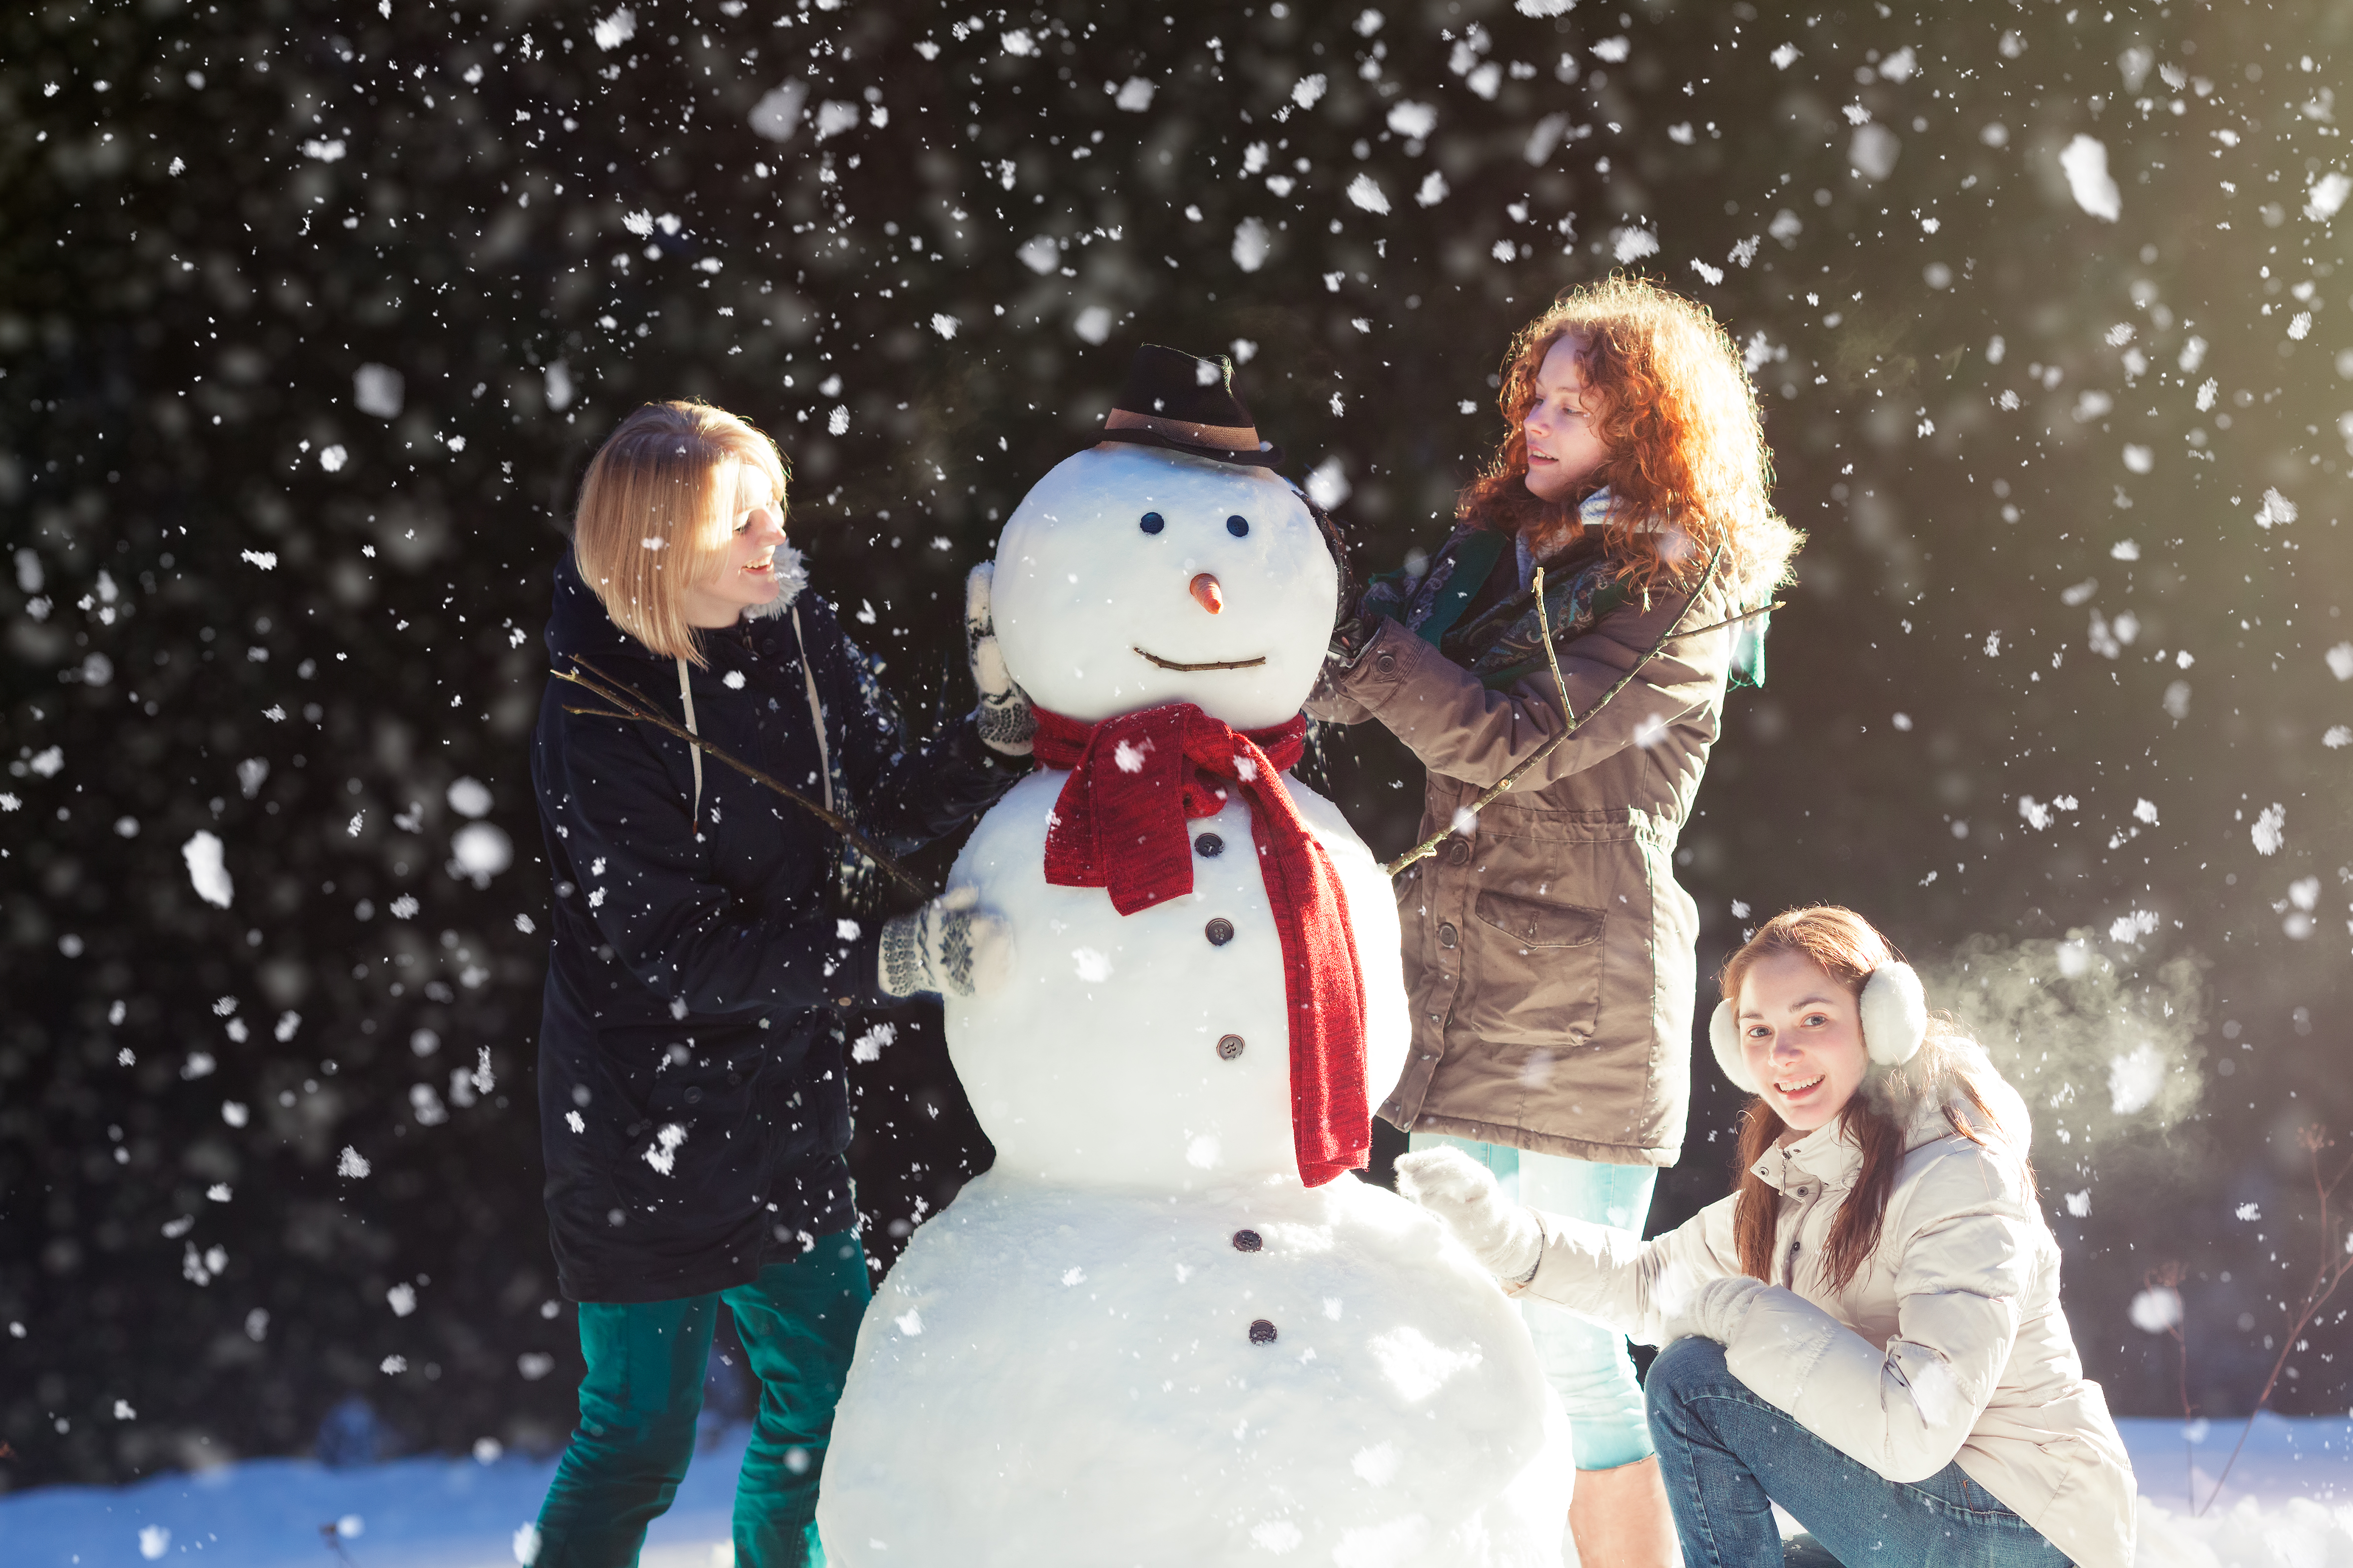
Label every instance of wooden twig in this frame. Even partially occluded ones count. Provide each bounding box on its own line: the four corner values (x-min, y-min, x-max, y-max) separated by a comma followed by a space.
2141, 1261, 2197, 1507
1534, 564, 1579, 733
551, 656, 932, 898
1384, 547, 1736, 878
1671, 602, 1784, 643
2195, 1127, 2353, 1514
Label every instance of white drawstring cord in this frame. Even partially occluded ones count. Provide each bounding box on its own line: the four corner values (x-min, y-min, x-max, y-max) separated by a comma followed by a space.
790, 605, 835, 814
679, 600, 827, 838
676, 655, 704, 834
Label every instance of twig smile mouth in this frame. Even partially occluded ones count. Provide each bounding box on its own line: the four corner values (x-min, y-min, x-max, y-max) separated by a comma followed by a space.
1133, 646, 1268, 672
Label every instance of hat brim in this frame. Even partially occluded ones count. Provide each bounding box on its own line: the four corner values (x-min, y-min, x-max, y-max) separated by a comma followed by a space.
1093, 427, 1285, 470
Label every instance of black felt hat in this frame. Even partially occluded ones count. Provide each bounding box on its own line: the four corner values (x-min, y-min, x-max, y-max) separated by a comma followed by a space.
1092, 344, 1284, 469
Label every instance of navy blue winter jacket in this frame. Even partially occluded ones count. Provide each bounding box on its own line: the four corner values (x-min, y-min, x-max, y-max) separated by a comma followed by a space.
531, 550, 1019, 1302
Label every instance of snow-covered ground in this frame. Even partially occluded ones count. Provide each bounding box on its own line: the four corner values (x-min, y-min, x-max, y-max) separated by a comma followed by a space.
4, 1415, 2348, 1567
0, 1429, 749, 1568
2118, 1413, 2353, 1568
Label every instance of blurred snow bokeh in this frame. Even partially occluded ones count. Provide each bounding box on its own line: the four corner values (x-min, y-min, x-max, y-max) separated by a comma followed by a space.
2, 0, 2347, 1500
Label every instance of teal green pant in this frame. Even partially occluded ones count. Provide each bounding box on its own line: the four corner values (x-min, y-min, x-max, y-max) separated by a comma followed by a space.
533, 1232, 871, 1568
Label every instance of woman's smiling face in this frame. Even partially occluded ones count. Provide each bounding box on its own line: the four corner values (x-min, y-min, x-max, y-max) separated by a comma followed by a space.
1737, 950, 1871, 1138
682, 458, 787, 628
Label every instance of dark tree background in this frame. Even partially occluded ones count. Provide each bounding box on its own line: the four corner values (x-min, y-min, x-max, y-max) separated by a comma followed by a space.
3, 0, 2349, 1491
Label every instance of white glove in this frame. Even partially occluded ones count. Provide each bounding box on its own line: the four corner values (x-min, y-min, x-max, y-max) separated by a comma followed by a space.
1394, 1147, 1543, 1283
1662, 1274, 1767, 1347
965, 562, 1035, 757
879, 886, 1013, 999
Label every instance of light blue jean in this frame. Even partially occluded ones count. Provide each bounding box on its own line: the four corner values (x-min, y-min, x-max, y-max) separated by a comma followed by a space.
1646, 1337, 2071, 1568
1409, 1132, 1659, 1471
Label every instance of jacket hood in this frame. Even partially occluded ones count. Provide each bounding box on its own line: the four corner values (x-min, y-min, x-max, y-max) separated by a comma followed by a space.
546, 547, 655, 667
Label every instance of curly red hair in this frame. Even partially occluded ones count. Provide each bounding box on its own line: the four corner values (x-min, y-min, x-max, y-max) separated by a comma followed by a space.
1459, 275, 1796, 601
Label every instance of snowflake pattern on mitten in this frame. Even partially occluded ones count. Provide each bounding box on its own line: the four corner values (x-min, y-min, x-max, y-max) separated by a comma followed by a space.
880, 906, 932, 998
939, 911, 976, 994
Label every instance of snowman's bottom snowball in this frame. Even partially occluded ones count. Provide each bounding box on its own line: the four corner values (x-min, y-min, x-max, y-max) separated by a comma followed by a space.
817, 1171, 1573, 1567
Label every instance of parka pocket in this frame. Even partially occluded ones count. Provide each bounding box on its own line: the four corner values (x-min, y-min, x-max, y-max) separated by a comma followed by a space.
1473, 890, 1606, 949
1458, 889, 1606, 1047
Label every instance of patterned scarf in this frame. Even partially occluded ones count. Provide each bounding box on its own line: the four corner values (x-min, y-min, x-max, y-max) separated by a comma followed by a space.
1359, 488, 1765, 689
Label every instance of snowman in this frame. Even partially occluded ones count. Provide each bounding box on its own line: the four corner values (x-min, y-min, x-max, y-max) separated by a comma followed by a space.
817, 347, 1572, 1566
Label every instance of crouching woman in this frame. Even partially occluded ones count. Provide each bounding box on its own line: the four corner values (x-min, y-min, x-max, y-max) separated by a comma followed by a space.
1397, 906, 2137, 1568
528, 401, 1026, 1567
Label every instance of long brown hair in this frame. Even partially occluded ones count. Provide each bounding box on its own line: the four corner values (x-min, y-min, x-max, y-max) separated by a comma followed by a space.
1724, 907, 2030, 1294
572, 401, 790, 667
1457, 274, 1796, 602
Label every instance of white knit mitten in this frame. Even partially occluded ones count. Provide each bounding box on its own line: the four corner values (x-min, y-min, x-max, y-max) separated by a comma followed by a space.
879, 886, 1012, 999
1662, 1275, 1768, 1346
1394, 1147, 1543, 1282
965, 562, 1035, 757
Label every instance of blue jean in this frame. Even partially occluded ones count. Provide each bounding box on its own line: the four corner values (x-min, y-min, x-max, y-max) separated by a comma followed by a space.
1645, 1337, 2071, 1568
533, 1231, 871, 1568
1409, 1133, 1659, 1471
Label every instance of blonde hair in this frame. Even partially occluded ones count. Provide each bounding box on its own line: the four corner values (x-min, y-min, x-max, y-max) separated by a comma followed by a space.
1459, 274, 1798, 602
571, 401, 789, 666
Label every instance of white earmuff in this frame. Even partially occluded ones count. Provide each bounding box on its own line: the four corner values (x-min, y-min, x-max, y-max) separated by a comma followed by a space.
1709, 1000, 1756, 1093
1712, 960, 1928, 1094
1859, 961, 1928, 1067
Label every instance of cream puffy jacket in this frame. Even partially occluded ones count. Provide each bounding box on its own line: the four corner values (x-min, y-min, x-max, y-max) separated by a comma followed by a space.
1517, 1079, 2136, 1568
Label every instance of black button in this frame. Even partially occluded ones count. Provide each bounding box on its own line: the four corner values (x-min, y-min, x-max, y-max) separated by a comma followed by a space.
1233, 1229, 1262, 1252
1216, 1034, 1246, 1060
1195, 832, 1225, 857
1447, 839, 1472, 865
684, 1087, 703, 1104
1226, 514, 1250, 537
1205, 918, 1235, 946
1140, 511, 1165, 534
1248, 1318, 1278, 1344
1437, 922, 1458, 949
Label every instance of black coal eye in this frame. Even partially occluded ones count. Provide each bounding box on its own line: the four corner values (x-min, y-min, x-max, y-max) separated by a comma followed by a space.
1226, 514, 1249, 537
1140, 511, 1165, 535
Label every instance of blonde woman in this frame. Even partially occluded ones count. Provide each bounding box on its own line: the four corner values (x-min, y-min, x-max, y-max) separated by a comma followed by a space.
1398, 907, 2136, 1568
527, 401, 1026, 1568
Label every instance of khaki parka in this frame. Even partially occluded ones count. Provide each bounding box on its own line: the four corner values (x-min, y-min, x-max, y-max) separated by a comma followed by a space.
1308, 554, 1744, 1167
1513, 1078, 2137, 1568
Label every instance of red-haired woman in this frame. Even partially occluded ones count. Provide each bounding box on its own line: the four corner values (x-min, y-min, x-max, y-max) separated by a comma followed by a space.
1395, 907, 2136, 1568
1311, 275, 1799, 1563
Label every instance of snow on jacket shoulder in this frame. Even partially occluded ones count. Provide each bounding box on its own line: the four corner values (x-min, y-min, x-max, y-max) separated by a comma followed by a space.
531, 550, 1021, 1303
1516, 1078, 2137, 1568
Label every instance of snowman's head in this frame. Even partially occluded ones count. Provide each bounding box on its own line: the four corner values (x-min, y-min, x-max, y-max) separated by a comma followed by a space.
992, 443, 1339, 730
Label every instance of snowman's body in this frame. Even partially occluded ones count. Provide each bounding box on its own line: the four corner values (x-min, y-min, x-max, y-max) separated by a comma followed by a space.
948, 772, 1391, 1190
818, 444, 1571, 1566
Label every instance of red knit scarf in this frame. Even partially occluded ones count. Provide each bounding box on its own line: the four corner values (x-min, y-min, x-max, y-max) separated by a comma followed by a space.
1031, 704, 1370, 1188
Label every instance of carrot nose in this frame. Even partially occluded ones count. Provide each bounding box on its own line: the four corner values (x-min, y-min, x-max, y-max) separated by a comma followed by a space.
1190, 573, 1224, 614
